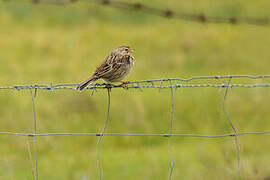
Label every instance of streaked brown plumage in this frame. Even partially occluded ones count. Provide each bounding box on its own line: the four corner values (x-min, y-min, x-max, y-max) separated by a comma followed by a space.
76, 46, 135, 91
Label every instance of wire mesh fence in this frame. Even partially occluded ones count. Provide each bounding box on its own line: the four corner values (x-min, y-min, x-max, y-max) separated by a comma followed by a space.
2, 0, 270, 26
0, 75, 270, 179
1, 1, 270, 179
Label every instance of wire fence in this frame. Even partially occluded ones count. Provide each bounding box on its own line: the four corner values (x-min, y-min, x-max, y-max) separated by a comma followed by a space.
1, 1, 269, 179
3, 0, 270, 26
0, 75, 270, 179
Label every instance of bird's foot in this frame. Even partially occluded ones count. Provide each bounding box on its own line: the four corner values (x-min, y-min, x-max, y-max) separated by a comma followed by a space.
120, 81, 129, 88
105, 83, 113, 91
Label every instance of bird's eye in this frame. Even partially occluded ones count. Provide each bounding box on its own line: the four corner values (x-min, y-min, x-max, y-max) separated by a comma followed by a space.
125, 48, 129, 51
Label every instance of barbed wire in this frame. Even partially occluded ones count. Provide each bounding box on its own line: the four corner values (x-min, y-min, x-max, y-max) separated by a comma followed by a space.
6, 0, 270, 26
0, 75, 270, 179
91, 0, 270, 26
0, 75, 270, 91
1, 131, 270, 137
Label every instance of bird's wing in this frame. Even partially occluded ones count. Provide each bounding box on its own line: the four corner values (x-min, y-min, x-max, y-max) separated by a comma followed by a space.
92, 54, 118, 78
93, 62, 113, 78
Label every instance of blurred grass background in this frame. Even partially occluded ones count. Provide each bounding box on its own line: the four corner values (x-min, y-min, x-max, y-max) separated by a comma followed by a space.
0, 0, 270, 179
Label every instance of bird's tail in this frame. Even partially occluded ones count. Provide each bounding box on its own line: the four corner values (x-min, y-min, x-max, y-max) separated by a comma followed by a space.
76, 76, 98, 91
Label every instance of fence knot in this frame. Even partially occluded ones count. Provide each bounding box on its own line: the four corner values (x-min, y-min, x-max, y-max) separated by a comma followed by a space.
96, 133, 103, 136
198, 14, 206, 22
229, 17, 237, 24
165, 10, 173, 17
13, 86, 21, 90
46, 86, 53, 90
101, 0, 110, 5
134, 3, 142, 9
221, 84, 227, 88
163, 134, 171, 137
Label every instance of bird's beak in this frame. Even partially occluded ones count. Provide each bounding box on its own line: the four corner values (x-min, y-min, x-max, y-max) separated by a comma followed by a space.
130, 48, 135, 53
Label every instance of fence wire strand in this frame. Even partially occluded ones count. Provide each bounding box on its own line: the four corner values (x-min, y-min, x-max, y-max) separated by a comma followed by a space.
96, 88, 111, 180
26, 137, 36, 179
30, 89, 39, 180
168, 80, 174, 180
222, 78, 240, 180
8, 0, 270, 26
1, 131, 270, 137
1, 75, 270, 91
89, 0, 270, 26
0, 75, 270, 179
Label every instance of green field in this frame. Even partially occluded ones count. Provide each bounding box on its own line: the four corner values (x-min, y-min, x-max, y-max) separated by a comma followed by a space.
0, 0, 270, 179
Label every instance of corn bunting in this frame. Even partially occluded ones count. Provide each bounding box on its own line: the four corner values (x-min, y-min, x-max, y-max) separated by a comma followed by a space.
76, 46, 135, 91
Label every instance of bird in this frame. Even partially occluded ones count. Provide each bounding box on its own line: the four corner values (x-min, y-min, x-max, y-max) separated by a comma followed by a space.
76, 46, 135, 91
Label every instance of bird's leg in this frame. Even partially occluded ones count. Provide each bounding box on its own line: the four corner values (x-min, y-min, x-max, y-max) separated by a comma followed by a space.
119, 81, 129, 88
105, 83, 113, 92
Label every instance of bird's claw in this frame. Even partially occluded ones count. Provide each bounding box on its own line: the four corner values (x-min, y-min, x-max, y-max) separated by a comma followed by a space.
120, 84, 128, 88
120, 81, 129, 88
105, 83, 113, 91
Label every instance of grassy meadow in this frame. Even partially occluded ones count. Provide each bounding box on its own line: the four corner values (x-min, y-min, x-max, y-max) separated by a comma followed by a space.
0, 0, 270, 179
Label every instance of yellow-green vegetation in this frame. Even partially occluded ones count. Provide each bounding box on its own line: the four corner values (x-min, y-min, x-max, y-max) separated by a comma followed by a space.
0, 0, 270, 179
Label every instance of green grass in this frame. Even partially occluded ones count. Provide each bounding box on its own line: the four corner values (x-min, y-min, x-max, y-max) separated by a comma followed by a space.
0, 1, 270, 179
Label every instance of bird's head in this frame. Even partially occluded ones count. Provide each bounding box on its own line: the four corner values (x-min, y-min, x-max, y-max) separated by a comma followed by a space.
113, 46, 135, 56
